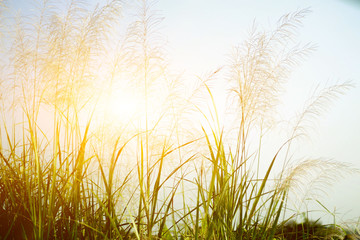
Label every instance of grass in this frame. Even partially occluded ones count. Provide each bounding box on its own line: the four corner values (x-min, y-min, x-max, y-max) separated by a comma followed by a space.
0, 0, 358, 239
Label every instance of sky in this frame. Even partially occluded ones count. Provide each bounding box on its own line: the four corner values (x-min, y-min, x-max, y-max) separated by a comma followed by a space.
158, 0, 360, 224
6, 0, 360, 225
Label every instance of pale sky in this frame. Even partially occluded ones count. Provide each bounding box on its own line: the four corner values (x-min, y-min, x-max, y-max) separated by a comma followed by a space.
7, 0, 360, 224
156, 0, 360, 224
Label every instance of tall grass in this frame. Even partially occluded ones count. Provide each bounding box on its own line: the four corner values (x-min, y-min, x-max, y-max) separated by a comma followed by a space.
0, 1, 357, 239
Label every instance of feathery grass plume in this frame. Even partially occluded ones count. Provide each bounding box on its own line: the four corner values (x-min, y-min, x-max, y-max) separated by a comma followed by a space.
227, 8, 315, 131
279, 159, 358, 201
288, 81, 353, 142
277, 158, 359, 226
279, 82, 354, 187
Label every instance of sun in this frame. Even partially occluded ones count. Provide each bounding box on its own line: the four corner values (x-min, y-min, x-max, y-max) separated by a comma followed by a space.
93, 85, 143, 130
91, 79, 166, 133
105, 88, 141, 121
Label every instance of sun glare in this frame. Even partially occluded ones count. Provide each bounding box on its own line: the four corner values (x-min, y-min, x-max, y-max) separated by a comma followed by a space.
105, 88, 141, 122
91, 77, 167, 134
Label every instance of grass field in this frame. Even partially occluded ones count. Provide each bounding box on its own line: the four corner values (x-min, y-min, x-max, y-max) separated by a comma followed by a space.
0, 1, 359, 239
